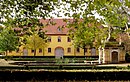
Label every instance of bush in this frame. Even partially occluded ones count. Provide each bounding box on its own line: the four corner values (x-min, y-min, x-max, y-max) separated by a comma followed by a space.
64, 58, 69, 64
125, 53, 130, 62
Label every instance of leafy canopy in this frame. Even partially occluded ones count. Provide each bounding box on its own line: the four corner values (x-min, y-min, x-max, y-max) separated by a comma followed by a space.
0, 27, 19, 53
63, 0, 130, 48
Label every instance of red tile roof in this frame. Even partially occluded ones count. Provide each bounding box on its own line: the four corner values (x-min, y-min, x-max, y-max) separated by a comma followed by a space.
40, 19, 73, 35
13, 18, 104, 36
40, 18, 103, 35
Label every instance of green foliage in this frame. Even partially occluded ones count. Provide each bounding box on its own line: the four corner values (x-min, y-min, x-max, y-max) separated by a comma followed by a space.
1, 0, 130, 56
25, 33, 48, 56
64, 0, 130, 51
0, 0, 55, 20
26, 34, 47, 49
0, 1, 58, 47
64, 58, 70, 64
55, 59, 63, 64
68, 16, 108, 49
0, 27, 19, 55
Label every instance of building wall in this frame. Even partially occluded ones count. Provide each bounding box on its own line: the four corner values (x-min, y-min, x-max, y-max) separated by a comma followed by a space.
44, 35, 75, 56
7, 35, 98, 57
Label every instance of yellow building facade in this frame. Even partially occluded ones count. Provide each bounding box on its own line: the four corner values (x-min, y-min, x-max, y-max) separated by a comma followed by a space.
7, 19, 98, 57
7, 35, 96, 57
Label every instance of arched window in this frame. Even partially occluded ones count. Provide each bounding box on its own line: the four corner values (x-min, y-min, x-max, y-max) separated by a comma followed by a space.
58, 36, 61, 42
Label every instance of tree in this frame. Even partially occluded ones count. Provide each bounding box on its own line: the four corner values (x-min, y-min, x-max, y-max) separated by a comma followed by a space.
25, 33, 48, 56
1, 1, 56, 57
68, 16, 103, 56
117, 32, 130, 53
62, 0, 130, 63
0, 0, 60, 30
0, 0, 56, 20
1, 0, 130, 60
0, 27, 19, 56
0, 0, 58, 47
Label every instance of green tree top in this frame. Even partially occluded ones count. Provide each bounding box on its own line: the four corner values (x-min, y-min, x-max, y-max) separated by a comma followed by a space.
25, 33, 48, 56
0, 27, 19, 55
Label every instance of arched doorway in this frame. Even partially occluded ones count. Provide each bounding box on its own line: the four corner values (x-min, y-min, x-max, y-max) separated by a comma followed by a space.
55, 47, 64, 58
23, 48, 28, 56
111, 51, 118, 63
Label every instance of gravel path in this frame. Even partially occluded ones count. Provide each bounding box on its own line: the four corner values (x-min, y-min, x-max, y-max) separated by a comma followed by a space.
0, 59, 10, 66
0, 59, 18, 66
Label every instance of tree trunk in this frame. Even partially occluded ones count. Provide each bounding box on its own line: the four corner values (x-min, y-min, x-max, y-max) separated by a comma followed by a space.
34, 49, 36, 56
43, 48, 44, 56
125, 23, 129, 36
83, 48, 86, 57
119, 35, 122, 45
107, 26, 111, 41
5, 51, 8, 56
98, 46, 101, 64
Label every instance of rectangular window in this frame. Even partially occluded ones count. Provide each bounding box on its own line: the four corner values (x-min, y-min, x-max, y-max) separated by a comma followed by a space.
85, 48, 87, 52
31, 49, 34, 53
39, 48, 42, 53
48, 48, 51, 53
76, 48, 80, 53
67, 37, 71, 42
67, 48, 71, 53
